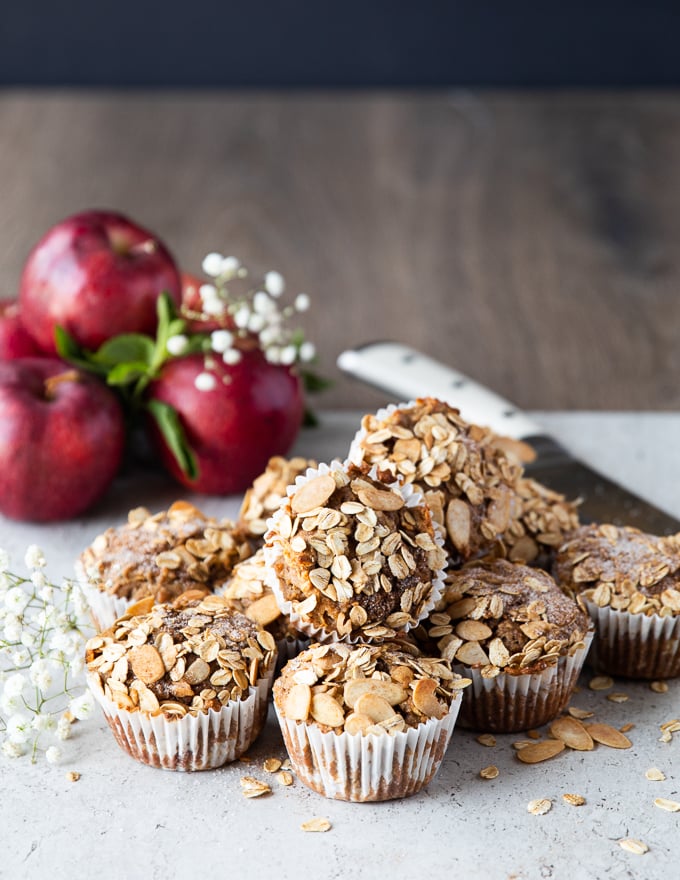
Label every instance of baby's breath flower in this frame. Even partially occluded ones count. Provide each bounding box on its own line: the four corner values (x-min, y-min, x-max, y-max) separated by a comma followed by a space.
247, 313, 266, 333
253, 291, 275, 315
29, 659, 53, 691
5, 586, 29, 614
220, 255, 240, 277
56, 716, 72, 741
264, 270, 285, 297
210, 330, 234, 354
69, 692, 94, 722
300, 341, 317, 362
201, 252, 225, 277
7, 713, 32, 744
294, 293, 310, 312
2, 740, 24, 758
31, 571, 47, 590
24, 545, 46, 570
194, 372, 217, 392
166, 334, 189, 357
45, 746, 61, 764
4, 672, 27, 698
38, 585, 54, 603
279, 345, 297, 366
32, 713, 56, 733
199, 283, 218, 303
203, 298, 226, 317
222, 349, 242, 366
233, 306, 251, 329
265, 346, 281, 364
12, 648, 30, 666
0, 550, 9, 573
4, 618, 22, 642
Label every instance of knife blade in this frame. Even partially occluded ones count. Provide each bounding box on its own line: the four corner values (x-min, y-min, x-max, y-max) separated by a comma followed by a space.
337, 341, 680, 534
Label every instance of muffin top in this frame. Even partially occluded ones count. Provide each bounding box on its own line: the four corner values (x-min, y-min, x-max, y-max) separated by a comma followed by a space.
78, 501, 252, 603
554, 524, 680, 617
418, 559, 590, 676
86, 594, 276, 717
223, 548, 301, 643
264, 462, 447, 641
348, 398, 522, 564
237, 456, 317, 542
273, 641, 469, 735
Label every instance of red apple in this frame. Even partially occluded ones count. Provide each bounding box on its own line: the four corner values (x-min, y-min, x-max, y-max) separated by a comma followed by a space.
0, 299, 41, 360
19, 210, 182, 355
147, 348, 304, 494
180, 271, 235, 333
0, 359, 125, 521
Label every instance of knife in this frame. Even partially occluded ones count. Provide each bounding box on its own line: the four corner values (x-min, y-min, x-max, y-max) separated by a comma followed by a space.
337, 341, 680, 534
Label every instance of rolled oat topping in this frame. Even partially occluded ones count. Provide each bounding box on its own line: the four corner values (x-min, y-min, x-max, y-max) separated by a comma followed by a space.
273, 641, 469, 735
554, 524, 680, 616
264, 462, 447, 640
417, 559, 590, 676
78, 501, 253, 603
86, 595, 276, 717
349, 398, 523, 563
237, 456, 317, 542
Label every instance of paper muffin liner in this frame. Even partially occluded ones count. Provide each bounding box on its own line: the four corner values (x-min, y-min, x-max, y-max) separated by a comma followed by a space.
583, 599, 680, 680
275, 635, 310, 672
274, 696, 461, 802
75, 562, 131, 632
454, 632, 593, 733
88, 666, 274, 771
263, 460, 446, 644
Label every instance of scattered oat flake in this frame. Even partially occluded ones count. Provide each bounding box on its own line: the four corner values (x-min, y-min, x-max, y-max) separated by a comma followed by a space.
645, 768, 665, 781
607, 692, 629, 703
618, 838, 648, 855
650, 681, 669, 694
620, 723, 635, 733
263, 758, 282, 773
301, 817, 331, 833
66, 771, 80, 782
277, 771, 294, 786
527, 729, 542, 740
480, 765, 499, 779
654, 797, 680, 812
589, 675, 614, 691
477, 734, 496, 747
239, 755, 254, 764
563, 793, 586, 806
280, 758, 292, 770
512, 740, 533, 750
527, 798, 552, 815
240, 776, 272, 798
568, 707, 594, 720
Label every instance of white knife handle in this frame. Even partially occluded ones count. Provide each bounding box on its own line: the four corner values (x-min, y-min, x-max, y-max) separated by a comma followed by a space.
337, 341, 543, 440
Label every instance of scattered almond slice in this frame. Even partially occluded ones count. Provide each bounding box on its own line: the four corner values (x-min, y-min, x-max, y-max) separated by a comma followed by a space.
527, 798, 552, 815
645, 768, 665, 781
479, 765, 499, 779
549, 716, 594, 751
650, 681, 669, 694
301, 817, 332, 833
284, 683, 312, 721
618, 838, 648, 855
355, 692, 397, 724
589, 675, 614, 691
654, 797, 680, 812
516, 740, 566, 764
585, 723, 632, 749
291, 474, 336, 514
607, 692, 628, 703
563, 793, 586, 806
310, 692, 345, 728
344, 678, 406, 708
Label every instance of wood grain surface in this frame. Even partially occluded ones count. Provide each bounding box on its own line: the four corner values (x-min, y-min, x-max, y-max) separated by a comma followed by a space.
0, 90, 677, 411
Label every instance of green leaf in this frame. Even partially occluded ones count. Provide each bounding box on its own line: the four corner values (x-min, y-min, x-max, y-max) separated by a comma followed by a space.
106, 361, 151, 386
90, 334, 155, 368
54, 325, 108, 375
301, 368, 332, 393
303, 406, 319, 427
146, 399, 199, 481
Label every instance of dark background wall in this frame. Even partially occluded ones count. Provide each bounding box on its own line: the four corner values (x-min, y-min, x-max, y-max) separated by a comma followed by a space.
2, 1, 680, 87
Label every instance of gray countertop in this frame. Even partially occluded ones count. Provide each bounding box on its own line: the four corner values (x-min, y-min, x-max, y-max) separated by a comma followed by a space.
2, 411, 679, 880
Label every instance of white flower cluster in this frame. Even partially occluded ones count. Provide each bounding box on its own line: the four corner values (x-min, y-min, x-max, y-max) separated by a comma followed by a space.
0, 546, 93, 763
170, 254, 316, 393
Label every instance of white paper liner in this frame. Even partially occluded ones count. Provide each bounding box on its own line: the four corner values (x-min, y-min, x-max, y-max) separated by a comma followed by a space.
583, 599, 680, 680
454, 632, 594, 733
274, 695, 461, 802
263, 460, 446, 644
348, 400, 420, 470
275, 635, 310, 672
88, 666, 274, 771
75, 561, 131, 632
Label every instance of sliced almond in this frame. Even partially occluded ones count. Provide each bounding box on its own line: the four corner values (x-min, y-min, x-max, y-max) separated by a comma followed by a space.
283, 683, 312, 721
291, 474, 336, 514
585, 723, 632, 749
456, 620, 493, 641
344, 712, 373, 735
568, 706, 594, 720
129, 644, 165, 685
654, 797, 680, 812
618, 839, 648, 855
549, 716, 594, 751
650, 680, 669, 694
354, 485, 404, 512
125, 597, 155, 618
354, 692, 398, 723
479, 765, 499, 779
343, 678, 407, 708
245, 594, 281, 627
588, 675, 614, 691
310, 693, 345, 728
412, 677, 446, 719
516, 740, 566, 764
645, 767, 665, 781
301, 817, 331, 833
446, 499, 471, 553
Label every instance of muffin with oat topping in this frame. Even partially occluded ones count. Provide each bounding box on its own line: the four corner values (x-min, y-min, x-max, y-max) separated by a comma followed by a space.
77, 500, 253, 631
348, 398, 523, 566
85, 593, 276, 770
417, 559, 592, 732
263, 461, 447, 643
273, 641, 469, 801
554, 524, 680, 679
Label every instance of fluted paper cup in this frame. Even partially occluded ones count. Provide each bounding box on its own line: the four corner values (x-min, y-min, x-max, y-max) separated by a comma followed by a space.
76, 563, 130, 632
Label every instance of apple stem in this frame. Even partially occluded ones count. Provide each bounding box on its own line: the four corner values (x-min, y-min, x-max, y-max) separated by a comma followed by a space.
44, 370, 82, 399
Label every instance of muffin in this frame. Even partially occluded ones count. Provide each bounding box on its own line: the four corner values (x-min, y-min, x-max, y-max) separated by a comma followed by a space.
348, 398, 522, 565
554, 524, 680, 679
273, 641, 469, 801
236, 456, 317, 547
222, 548, 307, 666
77, 501, 253, 631
264, 461, 447, 643
417, 559, 592, 732
85, 593, 276, 770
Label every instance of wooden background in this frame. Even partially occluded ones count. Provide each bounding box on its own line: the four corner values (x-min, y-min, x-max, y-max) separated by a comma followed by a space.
1, 90, 677, 411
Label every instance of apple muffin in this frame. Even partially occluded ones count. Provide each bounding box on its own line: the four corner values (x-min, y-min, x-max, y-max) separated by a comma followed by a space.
263, 461, 447, 642
417, 559, 592, 732
77, 500, 253, 631
554, 524, 680, 678
273, 640, 469, 801
85, 593, 276, 770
